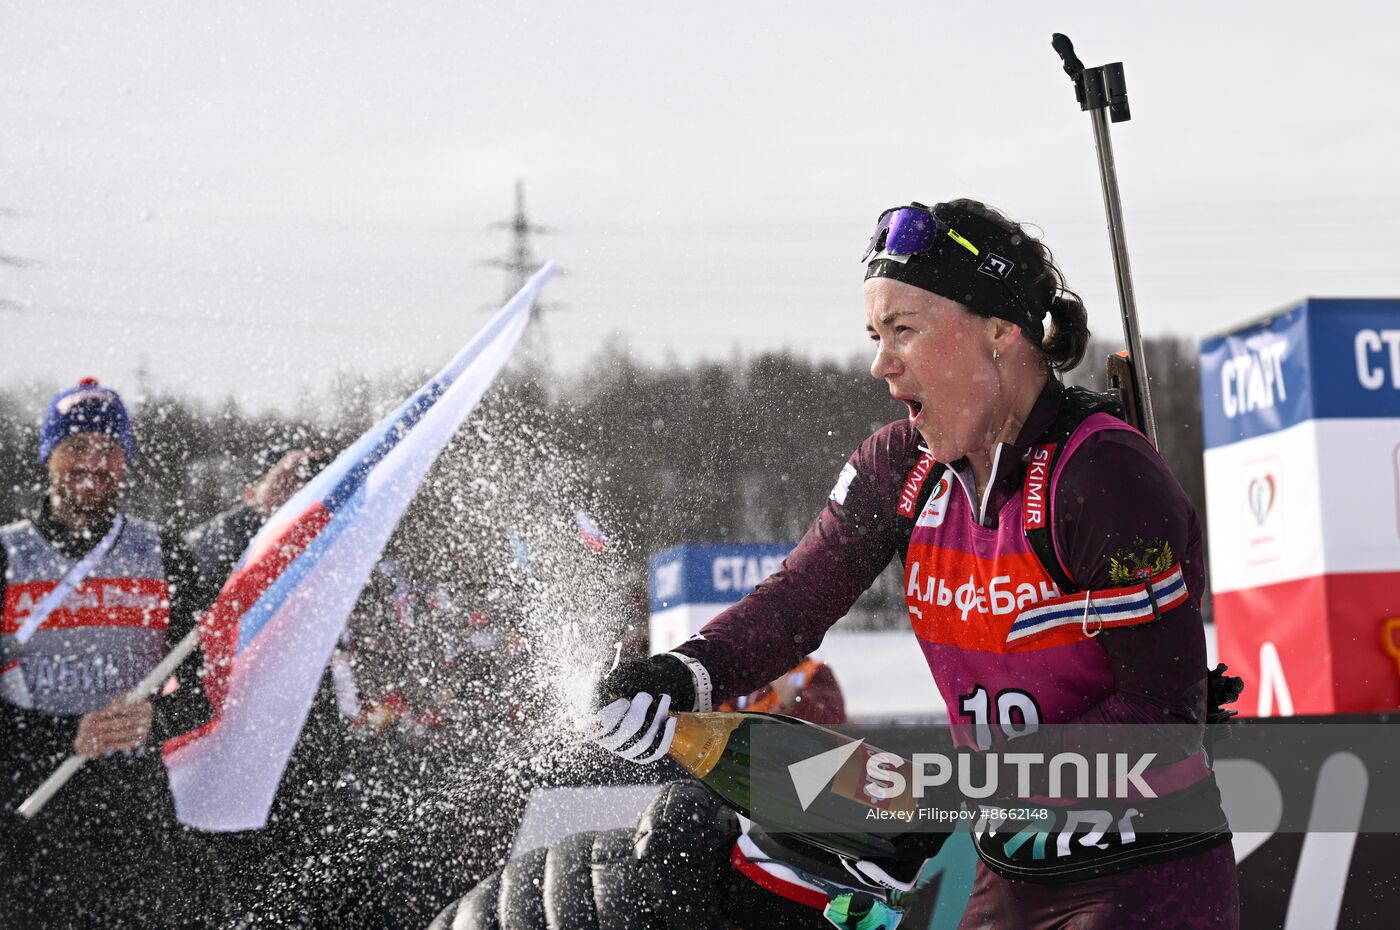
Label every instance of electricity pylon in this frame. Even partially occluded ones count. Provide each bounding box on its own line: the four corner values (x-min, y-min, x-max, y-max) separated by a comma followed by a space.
484, 180, 559, 372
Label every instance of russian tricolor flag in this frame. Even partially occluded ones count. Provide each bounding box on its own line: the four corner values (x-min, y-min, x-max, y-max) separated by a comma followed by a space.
163, 263, 557, 831
575, 509, 607, 553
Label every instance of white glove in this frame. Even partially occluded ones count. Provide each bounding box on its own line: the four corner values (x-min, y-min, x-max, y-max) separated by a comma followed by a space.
580, 691, 676, 763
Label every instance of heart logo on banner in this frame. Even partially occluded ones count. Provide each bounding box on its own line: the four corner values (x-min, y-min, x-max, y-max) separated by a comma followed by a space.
1248, 474, 1276, 526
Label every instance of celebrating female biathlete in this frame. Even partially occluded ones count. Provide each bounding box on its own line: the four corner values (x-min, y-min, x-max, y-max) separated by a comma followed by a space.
585, 199, 1240, 929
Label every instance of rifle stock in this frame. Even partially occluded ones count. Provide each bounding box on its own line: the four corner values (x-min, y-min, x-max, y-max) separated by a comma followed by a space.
1106, 349, 1145, 432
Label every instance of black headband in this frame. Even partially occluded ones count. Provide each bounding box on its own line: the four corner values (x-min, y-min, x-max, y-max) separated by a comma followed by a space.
864, 202, 1051, 345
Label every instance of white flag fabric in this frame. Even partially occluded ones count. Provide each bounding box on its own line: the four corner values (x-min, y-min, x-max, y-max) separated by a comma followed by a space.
164, 262, 557, 831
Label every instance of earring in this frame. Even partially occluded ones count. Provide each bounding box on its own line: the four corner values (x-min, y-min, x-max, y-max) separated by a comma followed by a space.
992, 349, 1000, 363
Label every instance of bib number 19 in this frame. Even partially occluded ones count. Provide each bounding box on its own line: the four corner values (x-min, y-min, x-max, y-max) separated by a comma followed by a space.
958, 686, 1041, 750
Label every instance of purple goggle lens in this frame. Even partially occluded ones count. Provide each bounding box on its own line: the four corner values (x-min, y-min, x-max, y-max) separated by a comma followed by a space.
862, 205, 947, 262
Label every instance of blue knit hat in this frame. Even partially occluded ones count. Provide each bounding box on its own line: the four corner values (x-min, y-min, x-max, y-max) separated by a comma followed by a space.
39, 377, 136, 465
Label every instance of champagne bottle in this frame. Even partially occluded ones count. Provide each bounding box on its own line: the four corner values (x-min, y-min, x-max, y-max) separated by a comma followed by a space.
666, 711, 928, 863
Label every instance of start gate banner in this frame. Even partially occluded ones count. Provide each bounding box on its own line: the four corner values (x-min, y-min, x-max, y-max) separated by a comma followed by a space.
647, 543, 794, 654
1199, 298, 1400, 716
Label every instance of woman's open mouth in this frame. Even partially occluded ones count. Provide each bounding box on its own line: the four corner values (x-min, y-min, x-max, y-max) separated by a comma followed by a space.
903, 399, 923, 421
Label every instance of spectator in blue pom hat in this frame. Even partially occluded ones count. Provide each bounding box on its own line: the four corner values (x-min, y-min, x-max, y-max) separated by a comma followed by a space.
0, 375, 225, 924
1, 377, 223, 925
2, 377, 325, 925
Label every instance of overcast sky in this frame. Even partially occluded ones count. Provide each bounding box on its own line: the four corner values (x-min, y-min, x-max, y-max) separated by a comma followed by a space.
3, 2, 1398, 409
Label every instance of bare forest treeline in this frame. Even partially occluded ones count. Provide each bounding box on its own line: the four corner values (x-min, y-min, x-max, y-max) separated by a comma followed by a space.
0, 335, 1210, 628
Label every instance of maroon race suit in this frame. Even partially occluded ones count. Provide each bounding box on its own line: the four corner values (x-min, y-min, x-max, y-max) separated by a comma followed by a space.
673, 380, 1238, 928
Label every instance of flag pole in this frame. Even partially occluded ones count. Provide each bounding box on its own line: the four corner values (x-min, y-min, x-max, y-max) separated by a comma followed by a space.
17, 627, 203, 819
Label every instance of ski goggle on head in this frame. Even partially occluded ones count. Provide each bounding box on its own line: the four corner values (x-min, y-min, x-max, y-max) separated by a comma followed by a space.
861, 202, 1048, 343
861, 203, 980, 264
